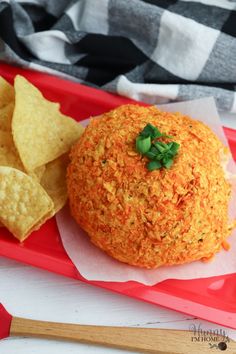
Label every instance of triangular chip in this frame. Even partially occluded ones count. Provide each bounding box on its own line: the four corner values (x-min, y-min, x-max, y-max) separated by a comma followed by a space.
0, 102, 14, 131
12, 75, 84, 171
0, 77, 14, 108
41, 154, 69, 213
29, 165, 46, 182
0, 129, 45, 180
0, 130, 24, 171
0, 167, 54, 241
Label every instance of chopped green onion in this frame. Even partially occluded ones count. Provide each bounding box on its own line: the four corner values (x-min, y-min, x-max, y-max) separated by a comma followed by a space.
149, 146, 159, 154
145, 151, 157, 160
170, 142, 180, 154
136, 136, 151, 154
135, 123, 180, 171
162, 156, 173, 169
147, 160, 162, 171
154, 142, 166, 153
155, 153, 164, 161
154, 141, 167, 148
139, 123, 162, 139
167, 142, 173, 149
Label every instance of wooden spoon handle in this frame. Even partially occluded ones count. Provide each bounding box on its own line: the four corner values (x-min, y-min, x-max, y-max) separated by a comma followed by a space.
10, 316, 235, 354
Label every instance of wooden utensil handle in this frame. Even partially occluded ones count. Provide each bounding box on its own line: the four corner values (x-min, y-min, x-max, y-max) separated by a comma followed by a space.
10, 316, 235, 354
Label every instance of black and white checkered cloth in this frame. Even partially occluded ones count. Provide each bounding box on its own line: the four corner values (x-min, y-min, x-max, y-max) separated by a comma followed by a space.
0, 0, 236, 112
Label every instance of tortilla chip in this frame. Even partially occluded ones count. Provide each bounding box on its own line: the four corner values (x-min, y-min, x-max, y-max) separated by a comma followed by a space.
0, 102, 14, 131
41, 154, 69, 213
0, 166, 54, 241
29, 165, 46, 182
12, 75, 84, 171
0, 128, 45, 180
0, 130, 24, 171
0, 77, 14, 108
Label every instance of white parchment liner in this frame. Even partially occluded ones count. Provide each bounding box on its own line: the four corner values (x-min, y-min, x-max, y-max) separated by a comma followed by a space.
56, 97, 236, 285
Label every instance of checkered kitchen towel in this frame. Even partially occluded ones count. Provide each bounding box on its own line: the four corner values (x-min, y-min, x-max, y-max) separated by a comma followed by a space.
0, 0, 236, 112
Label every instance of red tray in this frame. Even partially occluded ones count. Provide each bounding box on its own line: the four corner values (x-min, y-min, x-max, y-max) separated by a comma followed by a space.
1, 63, 236, 329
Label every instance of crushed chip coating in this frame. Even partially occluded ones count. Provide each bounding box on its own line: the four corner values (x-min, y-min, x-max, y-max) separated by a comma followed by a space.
0, 102, 14, 131
0, 167, 54, 241
12, 75, 84, 171
0, 77, 14, 109
0, 130, 24, 171
41, 154, 69, 213
67, 104, 234, 269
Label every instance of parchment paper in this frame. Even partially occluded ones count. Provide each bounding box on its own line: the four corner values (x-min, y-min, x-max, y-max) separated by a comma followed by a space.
56, 97, 236, 285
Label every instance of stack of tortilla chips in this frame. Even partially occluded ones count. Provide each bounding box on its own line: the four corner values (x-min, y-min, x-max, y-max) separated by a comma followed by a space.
0, 75, 84, 241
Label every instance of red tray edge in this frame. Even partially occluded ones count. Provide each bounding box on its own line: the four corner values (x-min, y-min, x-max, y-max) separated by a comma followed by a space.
1, 250, 236, 330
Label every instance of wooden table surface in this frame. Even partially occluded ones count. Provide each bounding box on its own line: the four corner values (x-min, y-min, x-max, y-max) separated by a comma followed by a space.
0, 112, 236, 354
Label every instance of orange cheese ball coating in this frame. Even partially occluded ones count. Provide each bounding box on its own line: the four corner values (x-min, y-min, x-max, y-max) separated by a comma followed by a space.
67, 104, 233, 269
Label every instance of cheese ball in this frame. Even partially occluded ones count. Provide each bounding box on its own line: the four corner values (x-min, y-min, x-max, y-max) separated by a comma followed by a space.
67, 104, 234, 269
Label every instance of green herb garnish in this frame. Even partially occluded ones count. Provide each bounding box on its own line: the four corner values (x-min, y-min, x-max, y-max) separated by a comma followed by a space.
136, 123, 180, 171
139, 123, 163, 139
136, 136, 151, 154
147, 160, 162, 171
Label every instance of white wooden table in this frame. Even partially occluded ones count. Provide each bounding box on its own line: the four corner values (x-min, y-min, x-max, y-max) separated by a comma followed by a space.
0, 112, 236, 353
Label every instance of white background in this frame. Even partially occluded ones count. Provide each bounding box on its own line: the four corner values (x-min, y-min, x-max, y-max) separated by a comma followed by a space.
0, 112, 236, 354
